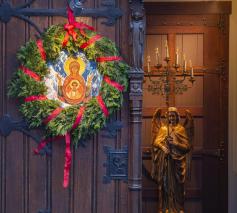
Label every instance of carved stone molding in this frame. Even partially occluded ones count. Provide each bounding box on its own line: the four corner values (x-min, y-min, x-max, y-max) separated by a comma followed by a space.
128, 0, 145, 212
129, 68, 144, 99
129, 0, 145, 70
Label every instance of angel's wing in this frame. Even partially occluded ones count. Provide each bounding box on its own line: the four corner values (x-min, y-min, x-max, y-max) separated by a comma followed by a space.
183, 110, 194, 181
151, 108, 162, 145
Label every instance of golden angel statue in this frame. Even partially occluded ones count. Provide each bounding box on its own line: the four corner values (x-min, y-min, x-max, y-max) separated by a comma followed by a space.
151, 107, 194, 213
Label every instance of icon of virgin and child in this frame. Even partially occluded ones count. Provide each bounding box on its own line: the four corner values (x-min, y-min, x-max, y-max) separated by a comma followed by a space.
45, 52, 101, 106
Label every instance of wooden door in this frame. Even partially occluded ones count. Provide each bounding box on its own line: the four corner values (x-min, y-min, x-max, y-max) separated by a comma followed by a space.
0, 0, 137, 213
142, 2, 230, 213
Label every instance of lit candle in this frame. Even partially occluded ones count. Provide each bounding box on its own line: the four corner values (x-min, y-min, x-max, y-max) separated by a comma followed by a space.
147, 55, 151, 72
165, 40, 169, 58
183, 54, 186, 72
175, 48, 179, 65
155, 48, 160, 64
189, 59, 192, 68
191, 67, 194, 77
189, 60, 194, 77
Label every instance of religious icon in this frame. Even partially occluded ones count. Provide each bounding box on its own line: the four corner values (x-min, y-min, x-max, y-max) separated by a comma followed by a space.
45, 50, 102, 107
62, 60, 86, 105
151, 107, 194, 213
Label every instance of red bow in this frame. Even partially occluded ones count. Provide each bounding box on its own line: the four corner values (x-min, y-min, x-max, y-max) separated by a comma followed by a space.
62, 6, 95, 47
62, 24, 78, 47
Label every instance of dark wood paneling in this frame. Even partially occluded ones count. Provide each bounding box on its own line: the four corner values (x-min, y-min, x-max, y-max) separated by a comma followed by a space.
0, 0, 131, 213
118, 0, 130, 211
5, 0, 26, 212
28, 1, 50, 213
0, 8, 6, 213
202, 20, 228, 211
96, 0, 116, 210
145, 2, 232, 15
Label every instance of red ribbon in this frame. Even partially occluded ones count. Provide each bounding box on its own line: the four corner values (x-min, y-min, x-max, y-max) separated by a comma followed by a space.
63, 133, 72, 188
97, 95, 109, 117
36, 40, 46, 61
80, 35, 102, 49
67, 6, 95, 34
33, 133, 72, 189
96, 56, 123, 62
72, 106, 85, 130
104, 76, 125, 92
25, 95, 48, 102
33, 136, 63, 154
34, 105, 86, 188
43, 108, 63, 125
20, 66, 41, 81
62, 24, 78, 47
62, 6, 95, 47
34, 138, 50, 155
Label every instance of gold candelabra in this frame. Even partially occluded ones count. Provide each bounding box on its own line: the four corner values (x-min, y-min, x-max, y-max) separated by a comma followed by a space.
145, 40, 195, 106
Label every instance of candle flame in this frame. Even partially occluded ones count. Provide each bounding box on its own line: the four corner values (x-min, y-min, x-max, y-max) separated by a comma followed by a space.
147, 55, 151, 62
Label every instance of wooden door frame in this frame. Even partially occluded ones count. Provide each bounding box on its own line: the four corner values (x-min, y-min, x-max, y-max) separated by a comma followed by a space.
128, 1, 145, 213
143, 1, 231, 212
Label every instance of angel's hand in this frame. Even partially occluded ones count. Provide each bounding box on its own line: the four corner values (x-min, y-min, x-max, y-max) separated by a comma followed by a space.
166, 136, 173, 144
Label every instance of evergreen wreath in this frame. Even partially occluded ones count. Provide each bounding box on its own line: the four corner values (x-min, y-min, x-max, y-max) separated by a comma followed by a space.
8, 8, 129, 187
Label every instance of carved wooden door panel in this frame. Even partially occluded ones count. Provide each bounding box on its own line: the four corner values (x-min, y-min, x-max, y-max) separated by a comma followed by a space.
0, 0, 142, 213
142, 2, 230, 213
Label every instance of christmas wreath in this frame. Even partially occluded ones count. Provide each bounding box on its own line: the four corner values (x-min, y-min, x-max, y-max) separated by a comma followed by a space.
8, 8, 129, 187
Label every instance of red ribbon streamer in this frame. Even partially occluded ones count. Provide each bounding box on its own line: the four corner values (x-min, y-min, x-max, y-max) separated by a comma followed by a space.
97, 95, 109, 117
34, 138, 50, 155
33, 133, 72, 189
20, 66, 41, 81
80, 35, 102, 49
25, 95, 48, 102
62, 6, 95, 47
63, 133, 72, 188
33, 136, 63, 154
103, 76, 125, 92
34, 105, 86, 188
36, 40, 46, 61
71, 106, 85, 130
43, 108, 63, 125
96, 56, 123, 62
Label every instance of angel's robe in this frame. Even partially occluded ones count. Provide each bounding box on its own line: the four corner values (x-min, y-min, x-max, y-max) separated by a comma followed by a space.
152, 123, 191, 213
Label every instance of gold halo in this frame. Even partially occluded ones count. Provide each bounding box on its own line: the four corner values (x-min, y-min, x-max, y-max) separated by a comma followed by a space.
64, 57, 86, 76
